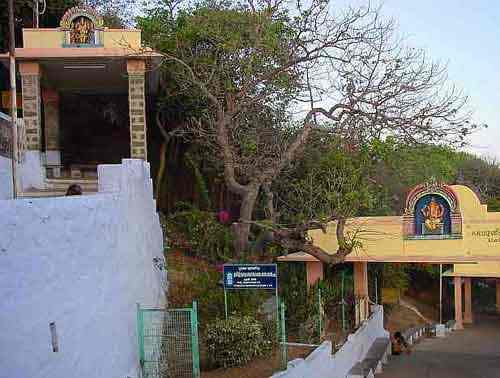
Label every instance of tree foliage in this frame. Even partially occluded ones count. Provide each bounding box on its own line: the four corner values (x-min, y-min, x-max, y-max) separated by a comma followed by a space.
165, 203, 234, 262
140, 0, 482, 263
277, 137, 378, 225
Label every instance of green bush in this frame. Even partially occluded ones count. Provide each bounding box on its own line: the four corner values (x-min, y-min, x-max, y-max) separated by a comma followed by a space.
205, 315, 273, 368
165, 203, 234, 262
188, 270, 269, 328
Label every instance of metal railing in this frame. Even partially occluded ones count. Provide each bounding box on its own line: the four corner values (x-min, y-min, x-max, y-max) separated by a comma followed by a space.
137, 302, 200, 378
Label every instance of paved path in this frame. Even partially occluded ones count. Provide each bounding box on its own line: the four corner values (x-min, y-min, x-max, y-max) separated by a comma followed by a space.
379, 315, 500, 378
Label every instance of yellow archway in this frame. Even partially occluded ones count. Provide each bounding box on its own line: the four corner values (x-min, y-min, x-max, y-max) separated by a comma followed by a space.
278, 183, 500, 327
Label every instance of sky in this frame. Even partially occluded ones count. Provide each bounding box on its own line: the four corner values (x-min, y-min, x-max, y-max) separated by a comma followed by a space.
336, 0, 500, 159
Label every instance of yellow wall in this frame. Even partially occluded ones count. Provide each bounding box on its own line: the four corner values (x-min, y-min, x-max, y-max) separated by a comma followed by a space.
102, 30, 141, 48
453, 262, 500, 277
22, 28, 141, 49
309, 185, 500, 263
23, 29, 64, 48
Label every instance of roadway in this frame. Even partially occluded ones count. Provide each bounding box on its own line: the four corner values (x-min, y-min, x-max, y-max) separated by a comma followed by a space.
379, 314, 500, 378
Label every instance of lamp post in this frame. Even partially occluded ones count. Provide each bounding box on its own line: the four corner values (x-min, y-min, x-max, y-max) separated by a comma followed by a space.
8, 0, 19, 198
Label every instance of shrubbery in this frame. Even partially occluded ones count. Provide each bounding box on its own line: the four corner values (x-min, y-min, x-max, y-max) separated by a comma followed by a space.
165, 203, 234, 262
205, 315, 274, 368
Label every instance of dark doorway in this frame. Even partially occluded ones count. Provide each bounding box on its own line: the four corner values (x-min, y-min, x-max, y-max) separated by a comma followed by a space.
59, 93, 130, 166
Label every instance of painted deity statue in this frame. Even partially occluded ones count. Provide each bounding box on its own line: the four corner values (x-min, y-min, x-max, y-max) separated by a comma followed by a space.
70, 17, 93, 44
421, 197, 445, 231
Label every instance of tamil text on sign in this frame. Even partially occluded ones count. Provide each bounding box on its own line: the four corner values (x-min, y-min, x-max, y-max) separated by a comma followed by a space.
223, 264, 277, 290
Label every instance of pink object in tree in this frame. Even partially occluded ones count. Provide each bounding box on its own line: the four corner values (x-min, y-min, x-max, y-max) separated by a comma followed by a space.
215, 264, 224, 273
218, 210, 230, 224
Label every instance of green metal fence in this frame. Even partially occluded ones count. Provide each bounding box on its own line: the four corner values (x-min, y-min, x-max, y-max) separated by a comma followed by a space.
137, 302, 200, 378
278, 298, 287, 370
277, 291, 327, 370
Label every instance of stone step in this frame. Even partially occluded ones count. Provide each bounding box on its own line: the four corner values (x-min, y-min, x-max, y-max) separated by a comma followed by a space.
19, 191, 98, 198
45, 178, 98, 184
19, 186, 98, 198
19, 190, 67, 198
45, 178, 98, 191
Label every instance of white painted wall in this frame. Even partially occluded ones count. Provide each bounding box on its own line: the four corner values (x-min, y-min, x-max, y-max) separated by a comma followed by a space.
0, 155, 13, 199
0, 159, 166, 378
271, 305, 389, 378
0, 112, 13, 199
18, 150, 46, 190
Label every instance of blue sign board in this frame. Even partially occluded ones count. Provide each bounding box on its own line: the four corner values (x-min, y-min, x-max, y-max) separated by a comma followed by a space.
223, 264, 277, 290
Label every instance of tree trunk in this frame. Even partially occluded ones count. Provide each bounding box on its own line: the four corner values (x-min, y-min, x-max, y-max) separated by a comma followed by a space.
273, 218, 351, 264
155, 141, 168, 211
233, 185, 260, 257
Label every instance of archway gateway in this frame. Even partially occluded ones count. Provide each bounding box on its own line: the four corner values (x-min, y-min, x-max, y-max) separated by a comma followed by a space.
278, 182, 500, 327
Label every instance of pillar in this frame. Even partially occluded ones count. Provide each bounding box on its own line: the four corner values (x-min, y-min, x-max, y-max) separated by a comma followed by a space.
19, 62, 45, 189
463, 277, 473, 324
127, 59, 147, 160
454, 276, 463, 330
42, 89, 61, 177
306, 261, 324, 288
496, 280, 500, 315
354, 261, 369, 325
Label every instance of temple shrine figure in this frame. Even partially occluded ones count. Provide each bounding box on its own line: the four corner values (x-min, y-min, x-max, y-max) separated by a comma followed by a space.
0, 6, 160, 197
70, 16, 94, 44
421, 196, 445, 232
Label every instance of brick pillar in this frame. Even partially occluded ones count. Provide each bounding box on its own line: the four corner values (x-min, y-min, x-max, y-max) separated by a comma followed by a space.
127, 59, 147, 160
306, 261, 324, 288
463, 277, 473, 324
19, 62, 45, 189
19, 62, 41, 151
454, 276, 464, 330
42, 89, 61, 177
496, 280, 500, 315
354, 262, 369, 325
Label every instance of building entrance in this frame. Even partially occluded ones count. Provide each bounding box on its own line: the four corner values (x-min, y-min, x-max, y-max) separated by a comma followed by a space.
58, 93, 130, 177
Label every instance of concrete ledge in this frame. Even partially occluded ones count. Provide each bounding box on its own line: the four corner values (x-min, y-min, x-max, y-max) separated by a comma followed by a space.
347, 337, 390, 378
271, 305, 389, 378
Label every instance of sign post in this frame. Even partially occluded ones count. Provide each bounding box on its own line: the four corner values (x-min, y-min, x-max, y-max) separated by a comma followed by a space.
222, 263, 279, 338
224, 289, 228, 320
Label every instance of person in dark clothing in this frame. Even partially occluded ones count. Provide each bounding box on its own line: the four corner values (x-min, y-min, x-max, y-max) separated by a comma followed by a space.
392, 331, 411, 355
65, 184, 83, 196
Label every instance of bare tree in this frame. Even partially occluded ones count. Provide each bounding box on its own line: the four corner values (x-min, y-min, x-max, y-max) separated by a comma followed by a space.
140, 0, 481, 262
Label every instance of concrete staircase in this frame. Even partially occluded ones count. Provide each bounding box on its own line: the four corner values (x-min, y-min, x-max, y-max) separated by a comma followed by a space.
348, 325, 432, 377
19, 178, 98, 198
347, 338, 391, 378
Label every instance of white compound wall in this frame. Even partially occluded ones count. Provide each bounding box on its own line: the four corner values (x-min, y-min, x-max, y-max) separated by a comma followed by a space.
271, 305, 389, 378
0, 159, 166, 378
0, 112, 13, 199
0, 155, 13, 199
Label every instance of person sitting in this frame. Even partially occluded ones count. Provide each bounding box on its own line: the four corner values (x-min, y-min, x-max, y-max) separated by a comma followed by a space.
392, 331, 411, 355
65, 184, 83, 196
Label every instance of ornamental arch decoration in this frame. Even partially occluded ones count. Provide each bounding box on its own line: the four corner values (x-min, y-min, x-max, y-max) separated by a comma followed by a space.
402, 179, 463, 239
60, 6, 104, 46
